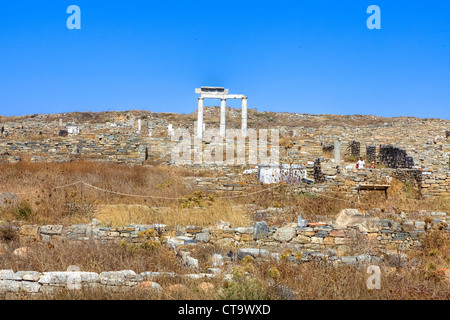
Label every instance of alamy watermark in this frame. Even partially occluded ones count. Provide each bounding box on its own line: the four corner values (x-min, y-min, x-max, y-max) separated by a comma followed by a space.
66, 5, 379, 31
367, 5, 381, 30
366, 265, 381, 290
171, 128, 280, 165
67, 5, 81, 30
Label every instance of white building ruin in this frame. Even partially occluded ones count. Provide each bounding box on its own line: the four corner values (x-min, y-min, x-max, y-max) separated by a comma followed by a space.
66, 124, 80, 135
195, 87, 248, 140
258, 164, 308, 184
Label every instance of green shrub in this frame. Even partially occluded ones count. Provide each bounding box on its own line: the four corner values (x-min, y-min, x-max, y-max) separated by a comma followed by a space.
14, 200, 33, 221
219, 277, 270, 300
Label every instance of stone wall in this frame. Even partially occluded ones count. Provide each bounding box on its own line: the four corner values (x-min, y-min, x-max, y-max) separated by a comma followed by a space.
0, 111, 448, 197
0, 134, 147, 164
1, 208, 448, 297
14, 209, 450, 253
0, 268, 200, 297
191, 167, 450, 198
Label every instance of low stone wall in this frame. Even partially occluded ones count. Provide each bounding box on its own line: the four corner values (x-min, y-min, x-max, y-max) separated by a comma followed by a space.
0, 268, 215, 298
1, 209, 449, 297
0, 135, 147, 164
191, 168, 450, 198
15, 210, 449, 253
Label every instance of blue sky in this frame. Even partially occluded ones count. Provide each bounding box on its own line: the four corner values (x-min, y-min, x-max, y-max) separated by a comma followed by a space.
0, 1, 449, 119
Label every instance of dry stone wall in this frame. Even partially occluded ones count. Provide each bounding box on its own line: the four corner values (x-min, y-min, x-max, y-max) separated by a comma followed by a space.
1, 208, 448, 297
12, 209, 450, 253
0, 111, 448, 196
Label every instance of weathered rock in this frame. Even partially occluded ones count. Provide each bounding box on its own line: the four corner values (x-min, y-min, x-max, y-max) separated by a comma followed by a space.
273, 227, 296, 242
19, 225, 40, 237
386, 253, 408, 267
13, 247, 31, 259
99, 270, 138, 286
340, 256, 358, 266
178, 251, 199, 270
215, 238, 235, 247
195, 232, 210, 243
0, 270, 21, 281
253, 221, 269, 240
185, 226, 202, 234
239, 248, 270, 258
166, 237, 184, 249
206, 268, 221, 275
39, 225, 64, 235
67, 265, 81, 272
0, 280, 21, 293
211, 254, 224, 267
137, 281, 163, 295
139, 271, 176, 280
334, 209, 368, 228
18, 271, 42, 282
39, 271, 99, 286
234, 227, 254, 234
20, 281, 41, 293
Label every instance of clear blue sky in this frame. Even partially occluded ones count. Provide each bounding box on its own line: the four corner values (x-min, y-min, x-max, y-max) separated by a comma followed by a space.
0, 1, 449, 119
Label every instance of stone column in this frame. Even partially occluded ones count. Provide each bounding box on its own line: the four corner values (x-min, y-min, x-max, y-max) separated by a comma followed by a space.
241, 97, 248, 136
220, 98, 226, 137
137, 119, 142, 134
197, 97, 204, 140
334, 140, 341, 165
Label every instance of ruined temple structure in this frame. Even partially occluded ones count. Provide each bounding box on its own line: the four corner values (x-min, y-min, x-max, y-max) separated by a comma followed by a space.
347, 140, 361, 158
313, 158, 325, 183
366, 145, 377, 164
195, 87, 248, 140
0, 93, 449, 197
379, 145, 414, 169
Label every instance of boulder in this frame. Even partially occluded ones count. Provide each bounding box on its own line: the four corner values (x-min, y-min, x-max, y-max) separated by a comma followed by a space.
39, 271, 99, 286
334, 209, 368, 229
13, 247, 31, 259
195, 232, 210, 243
67, 265, 81, 272
273, 227, 296, 242
234, 227, 254, 234
253, 221, 269, 240
137, 281, 163, 295
239, 248, 270, 258
211, 254, 224, 267
99, 270, 138, 286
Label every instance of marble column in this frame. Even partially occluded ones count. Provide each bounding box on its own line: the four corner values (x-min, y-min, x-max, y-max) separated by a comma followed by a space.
220, 98, 226, 137
241, 97, 248, 136
197, 97, 204, 140
334, 140, 341, 165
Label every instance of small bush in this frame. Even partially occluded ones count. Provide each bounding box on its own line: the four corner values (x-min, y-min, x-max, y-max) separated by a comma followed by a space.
219, 277, 270, 300
0, 224, 19, 242
180, 191, 214, 208
14, 201, 33, 221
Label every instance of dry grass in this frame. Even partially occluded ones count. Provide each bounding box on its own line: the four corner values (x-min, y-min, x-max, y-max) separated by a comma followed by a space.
0, 161, 197, 225
1, 162, 448, 228
0, 237, 184, 274
0, 161, 252, 227
355, 178, 450, 215
97, 201, 251, 228
1, 234, 448, 300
